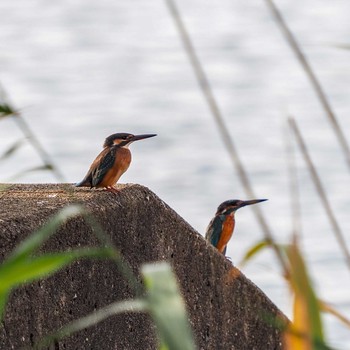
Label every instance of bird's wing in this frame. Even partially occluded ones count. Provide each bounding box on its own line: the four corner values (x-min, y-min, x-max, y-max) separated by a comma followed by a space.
76, 148, 111, 187
76, 163, 94, 187
91, 147, 117, 187
75, 173, 92, 187
205, 215, 225, 248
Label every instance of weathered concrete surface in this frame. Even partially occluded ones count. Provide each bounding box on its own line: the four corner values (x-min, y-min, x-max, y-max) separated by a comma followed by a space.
0, 184, 287, 349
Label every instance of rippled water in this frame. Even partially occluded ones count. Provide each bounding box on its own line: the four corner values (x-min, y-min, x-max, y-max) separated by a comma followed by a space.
1, 0, 350, 347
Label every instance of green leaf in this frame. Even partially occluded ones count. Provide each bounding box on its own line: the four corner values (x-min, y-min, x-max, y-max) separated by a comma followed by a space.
284, 240, 325, 349
0, 254, 72, 290
6, 205, 84, 264
0, 247, 114, 320
0, 248, 114, 292
141, 262, 196, 350
0, 139, 26, 161
21, 164, 54, 173
319, 300, 350, 328
0, 103, 15, 118
239, 240, 270, 267
0, 290, 9, 320
33, 299, 146, 349
8, 164, 56, 181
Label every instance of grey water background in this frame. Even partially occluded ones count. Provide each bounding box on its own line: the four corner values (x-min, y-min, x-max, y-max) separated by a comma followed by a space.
1, 0, 350, 347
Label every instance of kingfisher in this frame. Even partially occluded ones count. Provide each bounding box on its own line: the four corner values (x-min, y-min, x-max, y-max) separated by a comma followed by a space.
205, 199, 267, 255
76, 132, 156, 192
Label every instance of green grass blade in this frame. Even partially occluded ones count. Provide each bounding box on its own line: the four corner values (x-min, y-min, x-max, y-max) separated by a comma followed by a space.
0, 103, 15, 118
285, 241, 325, 347
33, 299, 147, 349
0, 247, 114, 320
141, 262, 196, 350
7, 205, 84, 264
0, 248, 114, 292
0, 139, 26, 161
0, 290, 9, 320
0, 254, 74, 290
319, 300, 350, 328
239, 240, 270, 267
82, 213, 144, 297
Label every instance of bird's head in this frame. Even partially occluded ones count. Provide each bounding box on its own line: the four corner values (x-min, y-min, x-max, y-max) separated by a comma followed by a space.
103, 133, 157, 148
216, 198, 267, 216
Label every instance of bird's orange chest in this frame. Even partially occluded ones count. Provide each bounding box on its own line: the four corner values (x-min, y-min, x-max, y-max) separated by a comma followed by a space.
114, 147, 132, 171
100, 147, 131, 187
217, 214, 235, 253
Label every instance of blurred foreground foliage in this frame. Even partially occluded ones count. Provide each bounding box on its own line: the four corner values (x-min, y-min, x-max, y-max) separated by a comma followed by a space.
0, 97, 65, 181
2, 201, 349, 349
0, 205, 196, 350
0, 102, 15, 118
240, 238, 350, 350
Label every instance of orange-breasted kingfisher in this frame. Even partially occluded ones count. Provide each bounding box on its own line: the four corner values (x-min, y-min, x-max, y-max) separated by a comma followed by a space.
76, 132, 156, 192
205, 199, 267, 255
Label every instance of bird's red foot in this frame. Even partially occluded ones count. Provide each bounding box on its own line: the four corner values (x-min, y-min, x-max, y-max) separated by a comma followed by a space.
105, 186, 119, 194
105, 186, 122, 206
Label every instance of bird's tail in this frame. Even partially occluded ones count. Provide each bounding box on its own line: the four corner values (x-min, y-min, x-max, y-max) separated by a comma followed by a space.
75, 179, 91, 187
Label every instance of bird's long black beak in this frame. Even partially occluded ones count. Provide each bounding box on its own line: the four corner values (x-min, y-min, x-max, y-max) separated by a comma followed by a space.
131, 134, 157, 142
238, 199, 268, 208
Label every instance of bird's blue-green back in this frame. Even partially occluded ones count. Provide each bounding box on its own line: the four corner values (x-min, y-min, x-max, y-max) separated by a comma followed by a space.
205, 215, 225, 248
91, 147, 117, 186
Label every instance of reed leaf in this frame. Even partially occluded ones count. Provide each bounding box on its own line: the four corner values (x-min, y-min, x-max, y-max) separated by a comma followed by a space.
239, 239, 270, 267
0, 139, 26, 161
141, 262, 196, 350
0, 103, 15, 118
284, 240, 326, 349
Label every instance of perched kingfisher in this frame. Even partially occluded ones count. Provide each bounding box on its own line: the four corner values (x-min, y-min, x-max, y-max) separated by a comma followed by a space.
205, 199, 267, 255
76, 132, 156, 192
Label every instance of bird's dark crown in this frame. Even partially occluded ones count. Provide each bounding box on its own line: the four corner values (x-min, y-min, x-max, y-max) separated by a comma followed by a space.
103, 133, 134, 147
216, 198, 267, 215
216, 200, 243, 215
